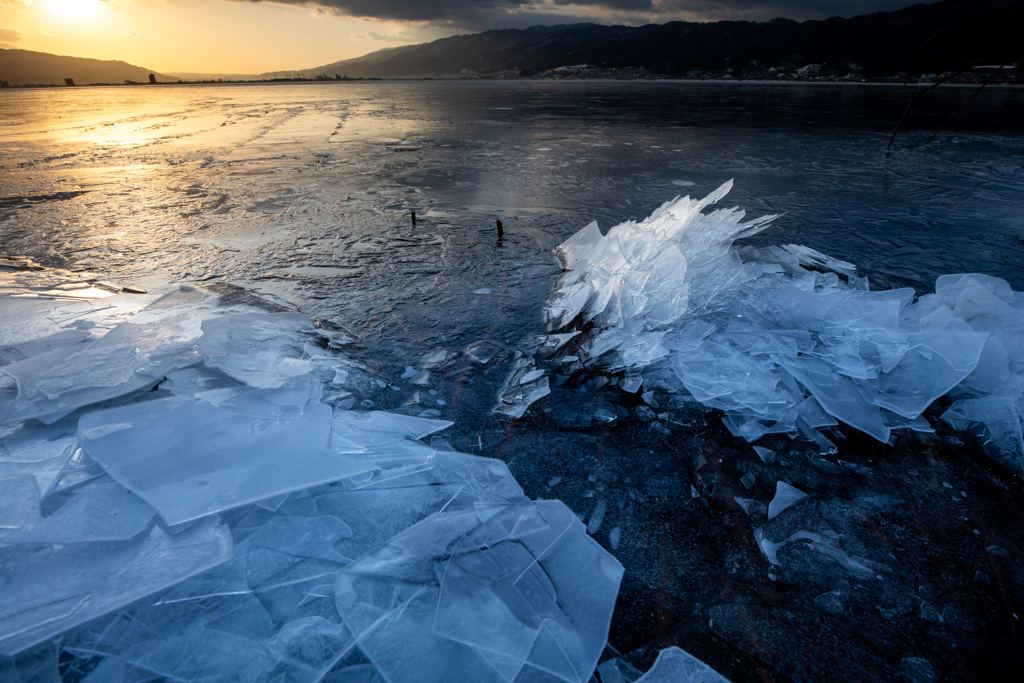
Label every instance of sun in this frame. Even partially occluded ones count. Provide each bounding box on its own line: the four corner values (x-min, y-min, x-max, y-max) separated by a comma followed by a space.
44, 0, 108, 23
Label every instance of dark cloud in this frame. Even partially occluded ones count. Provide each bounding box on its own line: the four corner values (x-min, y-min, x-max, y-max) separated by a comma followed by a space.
235, 1, 931, 30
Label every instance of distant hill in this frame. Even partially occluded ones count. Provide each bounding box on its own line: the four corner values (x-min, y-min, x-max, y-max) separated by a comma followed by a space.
265, 0, 1021, 81
0, 48, 172, 86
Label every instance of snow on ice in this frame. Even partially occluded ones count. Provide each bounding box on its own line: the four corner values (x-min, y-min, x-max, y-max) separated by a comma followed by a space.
0, 271, 623, 681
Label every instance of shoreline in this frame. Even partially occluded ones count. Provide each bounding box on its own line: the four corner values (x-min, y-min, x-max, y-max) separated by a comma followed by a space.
3, 78, 1023, 91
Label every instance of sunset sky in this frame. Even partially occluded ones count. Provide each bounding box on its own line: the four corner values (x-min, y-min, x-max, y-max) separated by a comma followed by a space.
0, 1, 926, 75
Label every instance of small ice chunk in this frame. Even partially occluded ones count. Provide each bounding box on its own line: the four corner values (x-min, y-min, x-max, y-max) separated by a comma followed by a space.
472, 288, 491, 295
494, 353, 550, 418
401, 366, 418, 379
767, 482, 809, 520
466, 341, 500, 365
609, 525, 622, 550
634, 646, 731, 682
753, 446, 776, 464
754, 528, 821, 566
621, 375, 643, 394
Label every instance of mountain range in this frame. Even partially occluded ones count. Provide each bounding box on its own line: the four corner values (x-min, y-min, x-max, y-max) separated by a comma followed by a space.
261, 0, 1020, 81
1, 0, 1019, 87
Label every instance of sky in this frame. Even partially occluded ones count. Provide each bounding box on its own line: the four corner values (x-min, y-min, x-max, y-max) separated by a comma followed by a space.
0, 0, 931, 75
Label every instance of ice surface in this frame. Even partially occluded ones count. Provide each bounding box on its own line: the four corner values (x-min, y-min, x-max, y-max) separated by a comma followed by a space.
634, 647, 731, 683
544, 183, 1024, 459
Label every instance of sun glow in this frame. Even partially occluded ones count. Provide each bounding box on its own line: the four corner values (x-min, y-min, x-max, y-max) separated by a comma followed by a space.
44, 0, 107, 23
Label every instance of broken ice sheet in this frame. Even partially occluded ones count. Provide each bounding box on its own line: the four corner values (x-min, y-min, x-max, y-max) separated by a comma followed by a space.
942, 396, 1024, 476
335, 500, 622, 683
329, 409, 450, 480
78, 385, 375, 525
65, 590, 354, 683
0, 287, 215, 424
0, 516, 232, 656
0, 429, 77, 495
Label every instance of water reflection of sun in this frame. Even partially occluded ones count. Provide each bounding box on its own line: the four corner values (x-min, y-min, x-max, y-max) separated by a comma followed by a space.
44, 0, 107, 23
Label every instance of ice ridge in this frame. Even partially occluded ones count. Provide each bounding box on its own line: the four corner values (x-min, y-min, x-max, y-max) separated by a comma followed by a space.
542, 181, 1024, 472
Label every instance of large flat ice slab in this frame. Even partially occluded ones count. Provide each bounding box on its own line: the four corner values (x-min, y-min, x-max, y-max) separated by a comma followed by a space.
78, 386, 374, 525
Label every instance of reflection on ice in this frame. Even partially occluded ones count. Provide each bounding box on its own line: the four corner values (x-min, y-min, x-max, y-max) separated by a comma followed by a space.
543, 181, 1024, 473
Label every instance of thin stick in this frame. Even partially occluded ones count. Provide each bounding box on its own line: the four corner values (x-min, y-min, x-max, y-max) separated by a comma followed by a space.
928, 65, 1004, 144
888, 66, 976, 150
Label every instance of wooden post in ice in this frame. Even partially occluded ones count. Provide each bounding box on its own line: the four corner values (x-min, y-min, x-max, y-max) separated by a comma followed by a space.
411, 211, 416, 227
496, 219, 503, 239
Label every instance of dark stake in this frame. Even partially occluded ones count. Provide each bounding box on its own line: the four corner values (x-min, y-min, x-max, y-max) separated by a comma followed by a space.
411, 211, 416, 226
496, 219, 503, 239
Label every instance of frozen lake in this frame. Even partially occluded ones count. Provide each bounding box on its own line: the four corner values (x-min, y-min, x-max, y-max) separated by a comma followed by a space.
2, 80, 1024, 682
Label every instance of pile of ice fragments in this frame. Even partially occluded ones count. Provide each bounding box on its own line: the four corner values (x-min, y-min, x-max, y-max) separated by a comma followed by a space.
543, 180, 1024, 474
0, 270, 622, 682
